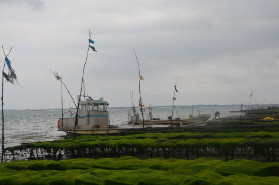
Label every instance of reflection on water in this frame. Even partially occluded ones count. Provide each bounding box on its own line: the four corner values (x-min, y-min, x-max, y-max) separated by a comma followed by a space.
0, 105, 243, 149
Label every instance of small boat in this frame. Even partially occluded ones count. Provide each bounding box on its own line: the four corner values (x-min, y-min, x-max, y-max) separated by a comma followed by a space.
192, 113, 211, 122
58, 96, 119, 134
128, 106, 210, 126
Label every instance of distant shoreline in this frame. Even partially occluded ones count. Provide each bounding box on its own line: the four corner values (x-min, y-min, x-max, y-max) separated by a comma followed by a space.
3, 104, 279, 111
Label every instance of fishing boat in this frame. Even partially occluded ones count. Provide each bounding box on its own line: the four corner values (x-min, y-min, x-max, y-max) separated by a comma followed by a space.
128, 105, 210, 126
55, 32, 119, 134
57, 96, 119, 134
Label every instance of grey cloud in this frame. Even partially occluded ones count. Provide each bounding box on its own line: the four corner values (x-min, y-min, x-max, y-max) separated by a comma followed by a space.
98, 1, 279, 68
0, 0, 45, 10
1, 0, 279, 108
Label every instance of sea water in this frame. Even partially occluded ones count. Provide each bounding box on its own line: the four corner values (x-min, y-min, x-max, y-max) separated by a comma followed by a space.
0, 105, 243, 149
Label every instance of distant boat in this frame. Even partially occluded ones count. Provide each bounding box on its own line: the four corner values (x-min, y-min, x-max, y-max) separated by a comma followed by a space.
128, 106, 210, 126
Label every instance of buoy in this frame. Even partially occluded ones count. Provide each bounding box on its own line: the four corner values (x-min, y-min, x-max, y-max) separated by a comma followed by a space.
263, 117, 274, 121
57, 119, 60, 129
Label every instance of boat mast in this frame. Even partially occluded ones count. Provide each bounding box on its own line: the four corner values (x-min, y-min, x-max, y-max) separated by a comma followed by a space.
171, 84, 178, 127
133, 49, 145, 128
82, 77, 86, 99
61, 76, 64, 128
75, 30, 94, 131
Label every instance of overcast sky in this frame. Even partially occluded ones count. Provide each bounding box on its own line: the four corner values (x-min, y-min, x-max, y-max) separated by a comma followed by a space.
0, 0, 279, 109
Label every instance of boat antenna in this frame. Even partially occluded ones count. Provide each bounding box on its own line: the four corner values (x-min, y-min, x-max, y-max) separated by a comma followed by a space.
52, 70, 77, 108
75, 30, 97, 131
171, 83, 178, 127
130, 90, 135, 107
1, 45, 18, 162
133, 49, 145, 128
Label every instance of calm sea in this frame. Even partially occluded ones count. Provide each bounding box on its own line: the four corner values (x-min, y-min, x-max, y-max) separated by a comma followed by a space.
0, 105, 244, 149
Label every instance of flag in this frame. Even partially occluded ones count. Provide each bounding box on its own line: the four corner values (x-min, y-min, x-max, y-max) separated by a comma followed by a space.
88, 38, 95, 44
139, 75, 144, 80
5, 57, 11, 69
9, 69, 17, 84
2, 72, 13, 84
3, 57, 17, 84
174, 85, 178, 92
2, 48, 18, 85
89, 37, 97, 52
89, 45, 97, 52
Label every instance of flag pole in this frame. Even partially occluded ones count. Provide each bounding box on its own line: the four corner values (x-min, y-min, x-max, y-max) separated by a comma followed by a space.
75, 31, 90, 131
171, 84, 178, 127
1, 46, 13, 162
133, 49, 145, 128
75, 30, 97, 131
1, 57, 6, 162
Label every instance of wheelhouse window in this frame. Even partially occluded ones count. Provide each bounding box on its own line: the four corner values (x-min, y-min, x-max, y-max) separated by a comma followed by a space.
80, 104, 86, 110
98, 105, 104, 111
88, 104, 93, 111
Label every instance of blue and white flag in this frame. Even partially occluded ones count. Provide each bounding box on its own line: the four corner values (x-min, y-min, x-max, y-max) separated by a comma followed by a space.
5, 57, 12, 69
88, 37, 97, 52
89, 38, 95, 44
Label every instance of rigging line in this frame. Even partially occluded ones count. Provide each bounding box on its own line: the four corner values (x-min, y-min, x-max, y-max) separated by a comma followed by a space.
130, 91, 135, 107
52, 71, 77, 108
61, 80, 77, 108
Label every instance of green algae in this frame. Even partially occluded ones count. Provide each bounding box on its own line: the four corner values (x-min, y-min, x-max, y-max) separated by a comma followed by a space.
1, 157, 279, 185
5, 129, 279, 161
8, 130, 279, 152
2, 128, 279, 184
254, 166, 279, 177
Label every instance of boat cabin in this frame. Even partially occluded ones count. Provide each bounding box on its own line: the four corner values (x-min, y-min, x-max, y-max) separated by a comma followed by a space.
58, 96, 110, 133
128, 105, 154, 124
